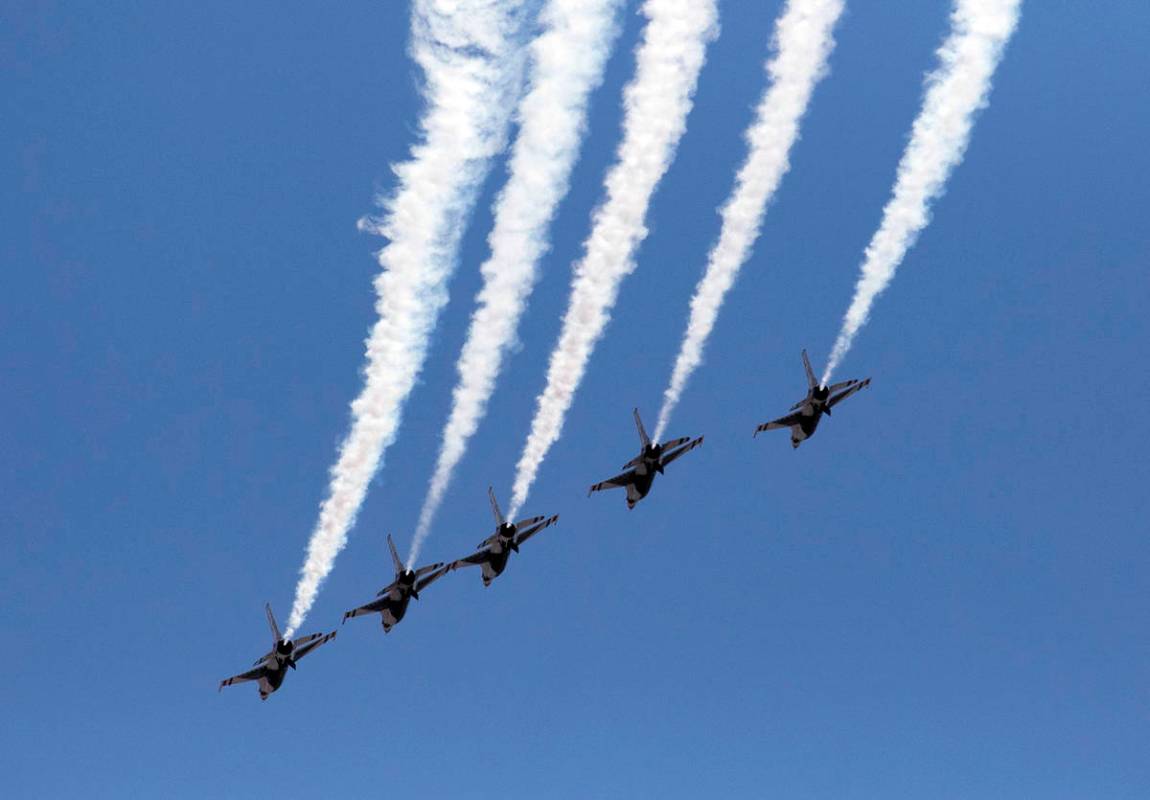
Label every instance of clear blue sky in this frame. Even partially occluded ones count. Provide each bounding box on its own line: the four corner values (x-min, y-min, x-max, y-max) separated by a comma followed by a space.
3, 1, 1148, 797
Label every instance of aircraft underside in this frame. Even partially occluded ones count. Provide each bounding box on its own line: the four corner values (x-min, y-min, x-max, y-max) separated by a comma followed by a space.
481, 551, 510, 585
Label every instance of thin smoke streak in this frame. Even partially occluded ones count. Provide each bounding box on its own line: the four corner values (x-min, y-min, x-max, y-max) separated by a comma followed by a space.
284, 0, 527, 636
822, 0, 1021, 383
509, 0, 719, 518
407, 0, 622, 567
654, 0, 844, 442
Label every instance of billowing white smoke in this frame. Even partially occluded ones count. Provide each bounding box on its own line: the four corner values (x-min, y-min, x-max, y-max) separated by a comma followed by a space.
822, 0, 1021, 384
653, 0, 844, 442
407, 0, 623, 567
285, 0, 526, 636
508, 0, 719, 517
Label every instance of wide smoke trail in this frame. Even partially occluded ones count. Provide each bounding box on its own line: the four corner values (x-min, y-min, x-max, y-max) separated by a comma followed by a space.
508, 0, 719, 518
653, 0, 844, 442
284, 0, 526, 636
407, 0, 622, 567
822, 0, 1021, 384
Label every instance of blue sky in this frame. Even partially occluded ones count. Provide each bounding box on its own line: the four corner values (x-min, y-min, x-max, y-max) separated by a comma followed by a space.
3, 1, 1149, 797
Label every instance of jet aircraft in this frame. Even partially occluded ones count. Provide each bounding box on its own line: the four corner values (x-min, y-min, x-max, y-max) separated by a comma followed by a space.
342, 534, 450, 633
218, 604, 336, 700
754, 349, 870, 448
588, 408, 703, 509
448, 487, 558, 587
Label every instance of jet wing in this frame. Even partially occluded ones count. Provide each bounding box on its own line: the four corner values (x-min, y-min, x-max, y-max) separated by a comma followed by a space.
344, 597, 389, 622
292, 631, 337, 661
658, 436, 702, 468
449, 550, 490, 571
754, 411, 804, 436
514, 514, 558, 547
219, 665, 267, 691
588, 469, 636, 496
511, 514, 547, 531
375, 579, 400, 598
826, 379, 859, 394
415, 563, 451, 592
621, 453, 643, 470
413, 561, 446, 579
477, 530, 504, 549
827, 378, 870, 409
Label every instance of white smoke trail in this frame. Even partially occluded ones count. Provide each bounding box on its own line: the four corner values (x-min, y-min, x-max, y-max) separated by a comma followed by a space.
284, 0, 527, 636
822, 0, 1021, 383
653, 0, 844, 442
508, 0, 719, 517
407, 0, 623, 566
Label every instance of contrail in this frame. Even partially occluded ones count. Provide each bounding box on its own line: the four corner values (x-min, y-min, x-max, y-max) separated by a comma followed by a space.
822, 0, 1021, 383
284, 0, 527, 636
508, 0, 719, 517
408, 0, 623, 566
653, 0, 844, 442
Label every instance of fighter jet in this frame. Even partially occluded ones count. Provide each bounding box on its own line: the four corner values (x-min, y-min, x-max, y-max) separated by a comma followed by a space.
448, 487, 558, 587
754, 349, 870, 448
218, 604, 336, 700
342, 534, 450, 633
588, 408, 703, 509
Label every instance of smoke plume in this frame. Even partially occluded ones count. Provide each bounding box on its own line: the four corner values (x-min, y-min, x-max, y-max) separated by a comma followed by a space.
822, 0, 1021, 383
654, 0, 844, 441
509, 0, 719, 517
407, 0, 623, 566
285, 0, 526, 635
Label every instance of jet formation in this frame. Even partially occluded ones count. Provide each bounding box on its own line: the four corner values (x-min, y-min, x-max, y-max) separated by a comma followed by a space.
220, 350, 871, 700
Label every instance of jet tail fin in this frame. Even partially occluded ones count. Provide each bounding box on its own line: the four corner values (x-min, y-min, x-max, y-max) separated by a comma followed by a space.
387, 533, 403, 575
488, 486, 506, 527
802, 349, 819, 390
265, 603, 282, 645
633, 408, 651, 449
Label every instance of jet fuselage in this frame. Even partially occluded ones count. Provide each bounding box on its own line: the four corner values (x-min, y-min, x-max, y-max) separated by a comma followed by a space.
260, 664, 288, 699
628, 470, 656, 507
274, 639, 296, 667
256, 641, 298, 699
480, 547, 513, 585
379, 588, 414, 630
640, 444, 664, 474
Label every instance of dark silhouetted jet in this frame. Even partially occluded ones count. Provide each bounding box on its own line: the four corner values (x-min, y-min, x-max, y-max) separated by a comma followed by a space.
588, 408, 703, 509
448, 487, 558, 587
755, 349, 870, 448
342, 534, 450, 633
218, 604, 336, 700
